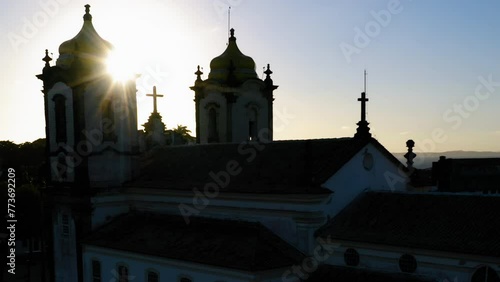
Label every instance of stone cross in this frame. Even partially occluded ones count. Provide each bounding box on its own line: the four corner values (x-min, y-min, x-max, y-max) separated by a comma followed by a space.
146, 86, 164, 114
358, 91, 369, 122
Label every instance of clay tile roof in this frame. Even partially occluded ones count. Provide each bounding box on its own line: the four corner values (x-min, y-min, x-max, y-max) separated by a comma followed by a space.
82, 212, 305, 271
128, 138, 379, 194
315, 191, 500, 258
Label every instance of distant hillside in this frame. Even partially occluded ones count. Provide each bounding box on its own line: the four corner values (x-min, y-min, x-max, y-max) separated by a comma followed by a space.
392, 151, 500, 169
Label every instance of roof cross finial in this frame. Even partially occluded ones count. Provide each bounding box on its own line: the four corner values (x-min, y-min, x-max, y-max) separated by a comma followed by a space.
146, 86, 164, 114
354, 70, 372, 139
358, 91, 368, 122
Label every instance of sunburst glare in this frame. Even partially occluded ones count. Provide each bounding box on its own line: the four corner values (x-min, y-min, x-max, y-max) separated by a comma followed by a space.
106, 48, 137, 82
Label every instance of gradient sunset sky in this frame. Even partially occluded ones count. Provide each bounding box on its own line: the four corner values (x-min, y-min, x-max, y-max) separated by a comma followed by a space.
1, 0, 500, 153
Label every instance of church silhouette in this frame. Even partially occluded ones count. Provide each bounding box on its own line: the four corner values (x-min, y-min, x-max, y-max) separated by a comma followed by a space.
36, 5, 500, 282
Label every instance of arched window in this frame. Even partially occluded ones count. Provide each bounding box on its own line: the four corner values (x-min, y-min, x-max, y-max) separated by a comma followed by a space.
471, 266, 500, 282
53, 94, 67, 143
248, 107, 258, 141
146, 270, 159, 282
101, 99, 116, 142
117, 264, 129, 282
91, 260, 101, 282
208, 107, 218, 143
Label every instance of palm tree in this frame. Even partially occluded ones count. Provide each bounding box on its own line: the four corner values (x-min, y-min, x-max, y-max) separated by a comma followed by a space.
171, 125, 195, 144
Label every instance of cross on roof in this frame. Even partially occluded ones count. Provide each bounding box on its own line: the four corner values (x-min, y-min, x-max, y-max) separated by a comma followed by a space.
354, 70, 371, 139
146, 86, 164, 114
358, 91, 368, 122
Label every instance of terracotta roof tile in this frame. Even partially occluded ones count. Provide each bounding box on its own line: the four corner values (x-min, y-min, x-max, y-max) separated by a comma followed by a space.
83, 213, 305, 271
128, 138, 377, 194
316, 191, 500, 257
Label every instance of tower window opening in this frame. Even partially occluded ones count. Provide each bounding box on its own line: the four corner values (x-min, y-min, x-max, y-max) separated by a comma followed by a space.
53, 95, 67, 143
247, 107, 258, 141
102, 99, 116, 142
208, 107, 219, 143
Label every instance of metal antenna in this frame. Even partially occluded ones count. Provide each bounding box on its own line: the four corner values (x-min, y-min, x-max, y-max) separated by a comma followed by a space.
228, 6, 231, 44
364, 69, 368, 119
364, 69, 367, 93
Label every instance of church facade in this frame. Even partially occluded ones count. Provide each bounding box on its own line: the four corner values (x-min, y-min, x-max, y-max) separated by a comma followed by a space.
37, 5, 499, 282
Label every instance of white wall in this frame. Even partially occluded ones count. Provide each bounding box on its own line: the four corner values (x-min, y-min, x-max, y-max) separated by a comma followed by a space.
83, 246, 287, 282
324, 244, 500, 282
322, 142, 407, 217
198, 80, 270, 143
52, 207, 79, 282
83, 78, 139, 187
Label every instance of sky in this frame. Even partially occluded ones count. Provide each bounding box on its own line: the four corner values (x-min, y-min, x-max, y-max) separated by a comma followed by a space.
1, 0, 500, 153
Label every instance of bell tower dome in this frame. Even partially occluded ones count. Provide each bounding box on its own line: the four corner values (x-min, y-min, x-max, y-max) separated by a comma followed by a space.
190, 29, 278, 143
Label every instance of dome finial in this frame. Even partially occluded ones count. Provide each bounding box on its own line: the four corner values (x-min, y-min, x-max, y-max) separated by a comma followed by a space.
42, 49, 52, 67
229, 28, 235, 40
84, 4, 92, 21
195, 65, 203, 82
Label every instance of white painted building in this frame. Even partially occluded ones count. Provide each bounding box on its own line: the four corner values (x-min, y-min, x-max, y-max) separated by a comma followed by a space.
37, 5, 499, 282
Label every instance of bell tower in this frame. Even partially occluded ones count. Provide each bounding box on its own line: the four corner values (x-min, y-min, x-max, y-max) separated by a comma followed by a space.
37, 4, 139, 188
190, 29, 278, 143
36, 5, 139, 282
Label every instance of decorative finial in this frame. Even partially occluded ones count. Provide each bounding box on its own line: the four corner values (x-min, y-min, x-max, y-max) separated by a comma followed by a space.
264, 64, 274, 86
84, 4, 92, 21
264, 64, 273, 78
229, 28, 235, 40
404, 139, 417, 170
42, 49, 52, 67
195, 65, 203, 82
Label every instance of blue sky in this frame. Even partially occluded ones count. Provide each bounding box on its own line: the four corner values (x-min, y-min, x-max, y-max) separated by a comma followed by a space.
1, 0, 500, 152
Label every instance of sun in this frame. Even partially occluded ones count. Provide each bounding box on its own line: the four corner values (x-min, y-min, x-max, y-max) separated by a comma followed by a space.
106, 48, 136, 82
